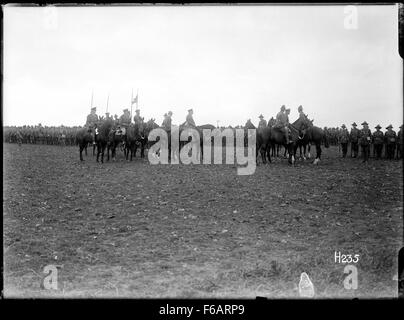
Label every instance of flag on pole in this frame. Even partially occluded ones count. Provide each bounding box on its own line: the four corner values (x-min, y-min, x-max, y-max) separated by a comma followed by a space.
131, 94, 138, 106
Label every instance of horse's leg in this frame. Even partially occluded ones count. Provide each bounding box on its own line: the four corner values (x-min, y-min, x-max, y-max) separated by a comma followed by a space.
313, 143, 321, 165
96, 143, 100, 162
79, 143, 84, 161
101, 144, 105, 163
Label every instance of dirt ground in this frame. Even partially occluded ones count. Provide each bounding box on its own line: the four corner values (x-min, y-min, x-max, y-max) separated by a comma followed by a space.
3, 143, 403, 298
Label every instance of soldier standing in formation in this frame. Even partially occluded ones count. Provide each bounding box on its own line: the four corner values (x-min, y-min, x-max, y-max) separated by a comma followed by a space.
339, 124, 349, 158
359, 121, 372, 163
372, 125, 384, 159
384, 124, 396, 160
397, 125, 403, 159
349, 122, 359, 158
258, 114, 267, 128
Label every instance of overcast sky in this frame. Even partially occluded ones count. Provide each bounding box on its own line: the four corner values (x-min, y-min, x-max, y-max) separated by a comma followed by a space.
3, 5, 403, 129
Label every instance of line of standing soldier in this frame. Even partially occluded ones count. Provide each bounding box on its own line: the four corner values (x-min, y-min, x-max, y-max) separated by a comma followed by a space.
338, 122, 403, 162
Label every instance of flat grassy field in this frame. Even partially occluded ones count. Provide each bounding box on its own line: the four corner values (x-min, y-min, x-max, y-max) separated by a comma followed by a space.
3, 143, 403, 298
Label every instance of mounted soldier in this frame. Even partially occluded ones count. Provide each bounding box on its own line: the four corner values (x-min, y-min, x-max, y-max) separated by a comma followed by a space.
85, 107, 98, 143
258, 114, 267, 128
133, 109, 143, 126
162, 111, 173, 131
267, 117, 276, 128
118, 108, 131, 136
184, 108, 196, 127
275, 105, 290, 144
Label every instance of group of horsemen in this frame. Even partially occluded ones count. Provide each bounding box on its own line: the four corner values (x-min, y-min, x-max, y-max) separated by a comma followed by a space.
85, 104, 303, 144
85, 107, 197, 141
84, 104, 403, 162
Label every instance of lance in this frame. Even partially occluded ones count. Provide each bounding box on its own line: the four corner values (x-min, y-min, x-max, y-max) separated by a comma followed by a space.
106, 93, 110, 114
90, 90, 94, 108
130, 89, 133, 121
136, 88, 139, 111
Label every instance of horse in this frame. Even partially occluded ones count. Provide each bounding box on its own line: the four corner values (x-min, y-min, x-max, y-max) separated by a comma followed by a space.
125, 122, 144, 161
178, 124, 216, 162
107, 126, 126, 161
76, 127, 94, 161
291, 118, 329, 165
96, 119, 113, 163
257, 123, 299, 165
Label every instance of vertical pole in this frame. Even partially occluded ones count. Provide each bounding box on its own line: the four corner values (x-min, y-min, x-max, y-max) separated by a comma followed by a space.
136, 88, 139, 111
91, 90, 94, 108
131, 89, 133, 121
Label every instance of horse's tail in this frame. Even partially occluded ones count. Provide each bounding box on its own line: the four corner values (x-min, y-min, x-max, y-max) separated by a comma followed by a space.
323, 132, 330, 148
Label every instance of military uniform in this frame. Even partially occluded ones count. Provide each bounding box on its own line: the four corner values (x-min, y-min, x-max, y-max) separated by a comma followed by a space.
162, 112, 172, 131
372, 125, 384, 159
275, 106, 289, 144
258, 115, 267, 128
339, 125, 349, 157
397, 126, 403, 159
185, 109, 196, 127
118, 109, 131, 135
86, 107, 98, 128
359, 122, 372, 163
384, 125, 396, 160
133, 110, 143, 125
349, 123, 359, 158
268, 117, 276, 128
86, 107, 98, 143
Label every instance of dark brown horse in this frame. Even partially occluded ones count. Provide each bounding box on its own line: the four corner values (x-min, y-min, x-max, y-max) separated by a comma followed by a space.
257, 124, 299, 165
96, 119, 113, 163
125, 122, 144, 161
291, 118, 329, 164
76, 127, 94, 161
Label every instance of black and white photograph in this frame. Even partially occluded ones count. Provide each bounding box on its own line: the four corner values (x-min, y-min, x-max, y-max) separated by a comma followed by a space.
2, 4, 403, 300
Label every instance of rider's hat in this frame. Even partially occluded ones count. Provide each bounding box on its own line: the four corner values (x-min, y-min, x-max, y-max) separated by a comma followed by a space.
375, 124, 381, 129
361, 121, 368, 126
285, 108, 290, 112
341, 124, 346, 128
135, 109, 140, 113
123, 108, 129, 112
298, 105, 303, 111
352, 122, 357, 127
259, 114, 264, 119
91, 107, 96, 112
281, 105, 286, 111
386, 124, 393, 129
188, 108, 193, 112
